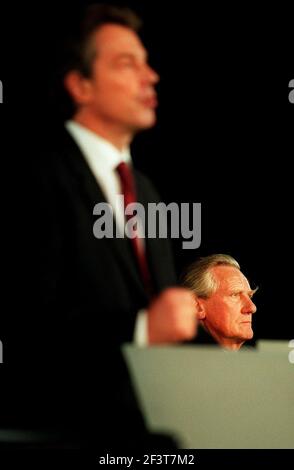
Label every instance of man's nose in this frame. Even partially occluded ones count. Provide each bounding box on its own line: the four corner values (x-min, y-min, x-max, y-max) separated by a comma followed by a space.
143, 64, 159, 84
242, 296, 257, 315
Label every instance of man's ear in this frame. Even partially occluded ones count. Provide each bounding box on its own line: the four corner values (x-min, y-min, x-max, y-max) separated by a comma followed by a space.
195, 297, 206, 320
63, 71, 92, 106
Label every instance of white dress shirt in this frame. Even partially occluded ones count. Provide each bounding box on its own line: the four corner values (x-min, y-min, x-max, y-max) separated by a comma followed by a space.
65, 120, 148, 346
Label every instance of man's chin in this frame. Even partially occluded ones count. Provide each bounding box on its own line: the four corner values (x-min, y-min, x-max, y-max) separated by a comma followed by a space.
133, 111, 157, 130
242, 329, 254, 340
240, 323, 254, 338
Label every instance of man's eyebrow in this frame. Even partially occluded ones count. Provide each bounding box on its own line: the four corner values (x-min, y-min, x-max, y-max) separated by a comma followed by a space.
114, 51, 148, 61
228, 287, 259, 297
116, 52, 135, 59
249, 287, 259, 297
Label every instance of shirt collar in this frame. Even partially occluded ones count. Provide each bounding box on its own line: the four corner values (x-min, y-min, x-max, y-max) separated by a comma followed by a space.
65, 120, 132, 174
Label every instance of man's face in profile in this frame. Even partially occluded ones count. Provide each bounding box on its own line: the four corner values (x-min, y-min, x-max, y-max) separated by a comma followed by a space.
83, 23, 159, 133
199, 266, 257, 348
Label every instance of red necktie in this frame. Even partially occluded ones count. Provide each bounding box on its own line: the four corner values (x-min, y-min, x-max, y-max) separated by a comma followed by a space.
116, 162, 153, 297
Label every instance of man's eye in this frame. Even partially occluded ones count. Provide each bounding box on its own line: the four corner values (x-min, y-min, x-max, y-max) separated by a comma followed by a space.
117, 60, 134, 67
231, 293, 239, 297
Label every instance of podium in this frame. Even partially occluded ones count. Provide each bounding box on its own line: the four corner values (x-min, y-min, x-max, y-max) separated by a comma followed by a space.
123, 341, 294, 448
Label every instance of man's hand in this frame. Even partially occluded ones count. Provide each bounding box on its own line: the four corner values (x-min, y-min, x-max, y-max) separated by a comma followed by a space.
147, 287, 198, 344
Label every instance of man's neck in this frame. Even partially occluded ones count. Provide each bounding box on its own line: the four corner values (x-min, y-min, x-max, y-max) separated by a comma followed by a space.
73, 113, 133, 152
202, 322, 244, 351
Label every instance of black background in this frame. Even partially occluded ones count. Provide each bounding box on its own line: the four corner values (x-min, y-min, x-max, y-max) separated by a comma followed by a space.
0, 1, 293, 463
0, 0, 293, 341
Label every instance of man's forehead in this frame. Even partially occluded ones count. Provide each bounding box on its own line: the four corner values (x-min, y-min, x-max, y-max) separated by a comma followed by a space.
212, 265, 250, 290
93, 23, 147, 58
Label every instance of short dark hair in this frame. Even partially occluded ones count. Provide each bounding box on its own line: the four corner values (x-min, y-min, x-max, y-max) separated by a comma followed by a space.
63, 3, 142, 78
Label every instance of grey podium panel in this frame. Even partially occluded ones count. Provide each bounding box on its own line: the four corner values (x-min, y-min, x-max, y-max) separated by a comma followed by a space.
123, 341, 294, 449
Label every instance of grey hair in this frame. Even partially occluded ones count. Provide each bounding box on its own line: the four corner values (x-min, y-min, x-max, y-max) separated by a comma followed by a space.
182, 254, 240, 299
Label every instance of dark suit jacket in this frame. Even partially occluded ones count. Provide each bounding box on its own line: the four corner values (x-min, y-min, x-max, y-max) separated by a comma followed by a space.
191, 325, 217, 345
2, 128, 177, 449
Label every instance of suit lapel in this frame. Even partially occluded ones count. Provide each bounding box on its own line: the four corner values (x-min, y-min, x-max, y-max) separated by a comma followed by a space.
59, 129, 147, 298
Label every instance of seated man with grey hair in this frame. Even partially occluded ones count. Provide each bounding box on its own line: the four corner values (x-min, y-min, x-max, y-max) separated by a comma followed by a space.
182, 254, 257, 350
